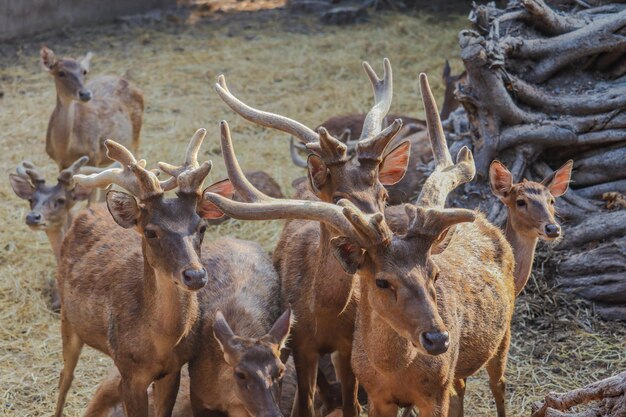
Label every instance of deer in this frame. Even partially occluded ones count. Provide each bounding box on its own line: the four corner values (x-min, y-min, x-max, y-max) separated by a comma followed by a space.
205, 73, 518, 417
40, 47, 143, 170
489, 160, 573, 295
289, 61, 466, 204
214, 59, 411, 417
54, 129, 236, 417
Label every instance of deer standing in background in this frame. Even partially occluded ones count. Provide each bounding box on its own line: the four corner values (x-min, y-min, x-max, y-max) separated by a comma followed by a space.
489, 160, 573, 295
40, 47, 143, 170
205, 74, 517, 417
290, 60, 466, 204
54, 130, 234, 417
215, 59, 411, 417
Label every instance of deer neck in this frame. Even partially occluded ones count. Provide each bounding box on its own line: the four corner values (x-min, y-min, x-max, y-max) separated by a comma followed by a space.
46, 227, 65, 263
50, 96, 78, 158
504, 216, 538, 296
143, 257, 199, 348
314, 223, 358, 315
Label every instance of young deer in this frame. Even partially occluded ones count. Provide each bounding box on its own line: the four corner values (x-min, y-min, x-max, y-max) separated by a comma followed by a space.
55, 129, 234, 417
214, 59, 411, 417
489, 160, 573, 295
9, 157, 92, 262
206, 74, 516, 417
40, 47, 143, 170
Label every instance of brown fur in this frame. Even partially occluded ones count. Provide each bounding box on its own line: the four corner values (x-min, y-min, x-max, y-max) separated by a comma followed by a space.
41, 47, 143, 169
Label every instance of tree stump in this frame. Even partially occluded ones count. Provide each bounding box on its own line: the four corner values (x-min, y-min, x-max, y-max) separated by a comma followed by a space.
446, 0, 626, 320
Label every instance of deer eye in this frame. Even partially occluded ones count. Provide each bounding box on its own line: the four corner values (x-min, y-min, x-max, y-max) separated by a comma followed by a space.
516, 200, 526, 207
144, 229, 157, 239
58, 71, 65, 78
375, 279, 390, 289
198, 225, 207, 235
550, 199, 555, 205
332, 195, 342, 204
83, 69, 87, 75
235, 371, 246, 381
56, 197, 66, 206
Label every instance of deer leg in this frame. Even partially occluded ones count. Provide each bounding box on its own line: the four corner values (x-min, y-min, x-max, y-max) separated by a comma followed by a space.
368, 396, 398, 417
333, 350, 360, 417
54, 317, 84, 417
316, 365, 342, 414
119, 372, 151, 417
291, 347, 318, 417
448, 378, 467, 417
486, 330, 510, 417
420, 387, 451, 417
152, 371, 181, 417
83, 368, 124, 417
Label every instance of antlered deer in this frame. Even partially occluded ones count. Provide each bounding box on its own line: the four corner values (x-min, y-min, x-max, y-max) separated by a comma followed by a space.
289, 61, 466, 204
214, 59, 411, 417
205, 74, 517, 417
40, 47, 143, 170
9, 157, 92, 262
54, 129, 234, 417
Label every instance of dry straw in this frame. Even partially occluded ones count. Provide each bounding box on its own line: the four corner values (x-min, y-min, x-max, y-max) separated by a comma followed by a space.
0, 6, 623, 417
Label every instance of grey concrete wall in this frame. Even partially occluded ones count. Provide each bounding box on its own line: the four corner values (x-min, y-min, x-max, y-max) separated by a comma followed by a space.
0, 0, 177, 41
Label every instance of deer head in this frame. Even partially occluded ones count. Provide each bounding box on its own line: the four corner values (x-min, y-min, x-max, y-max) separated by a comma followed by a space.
213, 308, 292, 417
489, 160, 572, 240
41, 47, 94, 102
215, 58, 411, 214
9, 157, 92, 231
440, 60, 467, 121
206, 74, 476, 357
73, 129, 234, 291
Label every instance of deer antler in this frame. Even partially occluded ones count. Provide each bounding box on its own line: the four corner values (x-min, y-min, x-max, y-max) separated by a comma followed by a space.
205, 121, 373, 242
215, 75, 319, 145
16, 161, 45, 185
416, 73, 476, 209
73, 140, 163, 200
157, 128, 213, 195
356, 119, 404, 163
359, 58, 393, 141
290, 138, 309, 168
404, 204, 476, 247
57, 156, 89, 186
305, 128, 349, 165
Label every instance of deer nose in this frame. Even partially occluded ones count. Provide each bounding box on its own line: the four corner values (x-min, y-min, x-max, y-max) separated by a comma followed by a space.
26, 212, 43, 226
420, 330, 450, 355
78, 90, 92, 102
182, 267, 207, 291
545, 223, 561, 238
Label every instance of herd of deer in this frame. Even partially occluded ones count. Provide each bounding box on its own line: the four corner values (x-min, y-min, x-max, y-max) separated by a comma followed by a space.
9, 47, 575, 417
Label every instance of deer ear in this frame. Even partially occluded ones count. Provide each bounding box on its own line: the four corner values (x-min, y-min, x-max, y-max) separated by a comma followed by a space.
80, 52, 93, 72
307, 154, 328, 193
106, 190, 140, 229
199, 179, 234, 219
330, 236, 365, 275
71, 184, 92, 202
265, 308, 292, 349
542, 160, 573, 197
9, 174, 35, 200
442, 60, 451, 79
379, 140, 410, 186
40, 47, 57, 71
213, 310, 238, 364
489, 161, 513, 199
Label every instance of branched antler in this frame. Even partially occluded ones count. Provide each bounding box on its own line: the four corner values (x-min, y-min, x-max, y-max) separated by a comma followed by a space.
73, 140, 162, 200
57, 156, 89, 186
16, 161, 45, 185
157, 128, 213, 195
359, 58, 393, 141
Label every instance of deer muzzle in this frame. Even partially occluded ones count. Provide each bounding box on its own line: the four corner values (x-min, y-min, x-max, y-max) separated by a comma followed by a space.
419, 330, 450, 355
181, 266, 207, 290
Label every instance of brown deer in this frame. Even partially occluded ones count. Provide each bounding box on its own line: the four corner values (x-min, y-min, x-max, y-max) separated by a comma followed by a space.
214, 58, 411, 417
9, 157, 92, 262
289, 61, 466, 204
489, 160, 573, 295
55, 129, 234, 417
40, 47, 143, 170
205, 74, 517, 417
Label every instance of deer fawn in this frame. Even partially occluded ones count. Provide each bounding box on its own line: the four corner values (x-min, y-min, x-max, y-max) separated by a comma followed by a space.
215, 59, 411, 417
490, 160, 572, 295
40, 47, 143, 170
54, 129, 234, 417
206, 74, 517, 417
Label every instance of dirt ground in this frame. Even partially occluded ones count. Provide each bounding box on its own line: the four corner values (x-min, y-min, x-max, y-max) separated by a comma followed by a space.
0, 3, 624, 416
